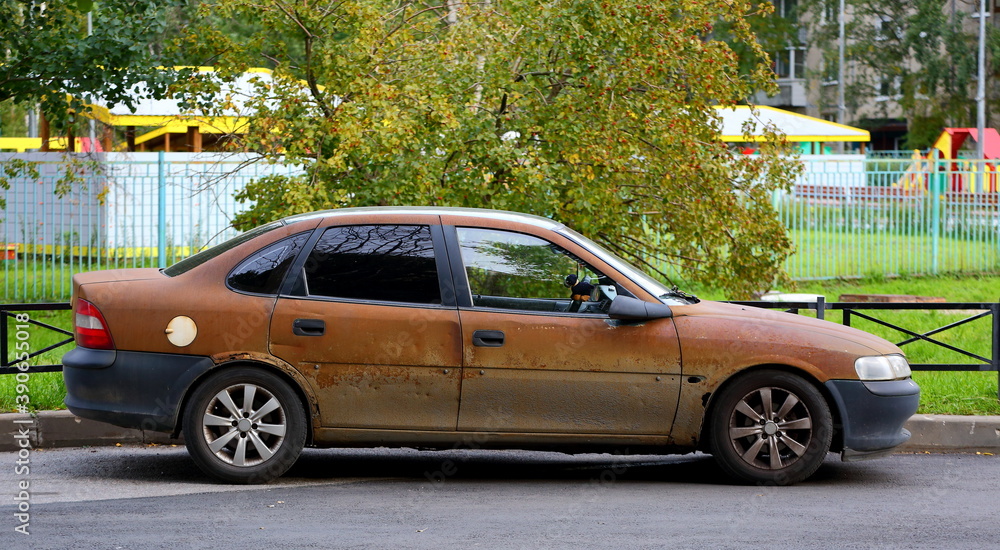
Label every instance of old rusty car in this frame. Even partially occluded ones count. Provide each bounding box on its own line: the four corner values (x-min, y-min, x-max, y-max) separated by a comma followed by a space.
63, 207, 919, 484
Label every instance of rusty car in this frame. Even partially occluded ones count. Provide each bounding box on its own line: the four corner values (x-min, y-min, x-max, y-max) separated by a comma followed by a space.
62, 207, 919, 484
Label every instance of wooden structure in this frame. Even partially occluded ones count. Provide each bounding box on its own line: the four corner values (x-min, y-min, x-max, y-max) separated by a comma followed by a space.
0, 67, 272, 153
85, 67, 271, 152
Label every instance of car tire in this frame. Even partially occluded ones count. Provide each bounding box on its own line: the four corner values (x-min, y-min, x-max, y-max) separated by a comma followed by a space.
708, 370, 832, 486
182, 367, 307, 484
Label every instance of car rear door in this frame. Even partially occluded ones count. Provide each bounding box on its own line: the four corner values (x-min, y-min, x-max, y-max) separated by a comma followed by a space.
269, 219, 463, 431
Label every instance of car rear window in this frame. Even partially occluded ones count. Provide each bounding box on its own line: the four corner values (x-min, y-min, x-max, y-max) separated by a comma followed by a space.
227, 232, 311, 295
163, 221, 285, 277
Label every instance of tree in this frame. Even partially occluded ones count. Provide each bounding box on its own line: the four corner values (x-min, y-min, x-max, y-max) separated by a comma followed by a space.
803, 0, 997, 149
0, 0, 180, 132
178, 0, 800, 297
716, 0, 801, 77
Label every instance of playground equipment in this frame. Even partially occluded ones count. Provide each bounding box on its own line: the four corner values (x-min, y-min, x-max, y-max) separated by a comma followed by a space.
897, 128, 999, 192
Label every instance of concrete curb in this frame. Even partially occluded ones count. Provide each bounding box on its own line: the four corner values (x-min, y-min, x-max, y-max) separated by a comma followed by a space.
1, 410, 178, 452
1, 411, 998, 453
898, 414, 1000, 453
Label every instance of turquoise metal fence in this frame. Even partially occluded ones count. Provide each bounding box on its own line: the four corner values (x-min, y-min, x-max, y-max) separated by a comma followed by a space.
1, 152, 998, 301
0, 152, 303, 302
779, 154, 1000, 280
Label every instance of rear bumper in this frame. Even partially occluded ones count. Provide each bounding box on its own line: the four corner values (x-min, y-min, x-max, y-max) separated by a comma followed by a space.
62, 347, 214, 433
824, 378, 921, 460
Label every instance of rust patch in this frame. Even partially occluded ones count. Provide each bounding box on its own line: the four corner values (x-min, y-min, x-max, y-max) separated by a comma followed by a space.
301, 362, 462, 431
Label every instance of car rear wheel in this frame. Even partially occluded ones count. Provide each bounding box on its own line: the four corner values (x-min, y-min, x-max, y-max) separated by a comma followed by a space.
183, 367, 307, 484
708, 370, 832, 485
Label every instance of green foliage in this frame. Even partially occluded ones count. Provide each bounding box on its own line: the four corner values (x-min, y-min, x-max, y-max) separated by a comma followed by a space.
715, 1, 797, 76
803, 0, 993, 136
904, 112, 947, 150
0, 0, 180, 129
181, 0, 801, 298
0, 99, 28, 136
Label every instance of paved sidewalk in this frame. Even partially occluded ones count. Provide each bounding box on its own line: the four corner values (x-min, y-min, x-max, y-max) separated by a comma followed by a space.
1, 410, 998, 453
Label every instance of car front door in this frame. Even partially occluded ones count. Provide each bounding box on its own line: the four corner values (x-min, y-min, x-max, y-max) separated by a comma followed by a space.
449, 226, 682, 435
269, 222, 463, 431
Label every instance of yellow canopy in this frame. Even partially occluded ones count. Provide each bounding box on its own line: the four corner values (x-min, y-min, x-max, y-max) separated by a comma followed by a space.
715, 106, 870, 143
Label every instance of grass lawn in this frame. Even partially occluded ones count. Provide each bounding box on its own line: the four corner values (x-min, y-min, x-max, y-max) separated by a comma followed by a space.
1, 309, 72, 413
2, 275, 998, 416
785, 229, 1000, 280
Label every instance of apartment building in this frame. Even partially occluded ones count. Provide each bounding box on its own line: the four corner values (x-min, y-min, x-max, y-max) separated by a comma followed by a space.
752, 0, 1000, 151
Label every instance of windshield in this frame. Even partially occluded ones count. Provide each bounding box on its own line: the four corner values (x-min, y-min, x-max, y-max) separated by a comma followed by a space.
557, 227, 698, 306
163, 221, 285, 277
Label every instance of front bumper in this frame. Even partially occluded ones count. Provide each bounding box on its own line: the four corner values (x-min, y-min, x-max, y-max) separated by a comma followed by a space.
825, 378, 920, 461
62, 347, 214, 433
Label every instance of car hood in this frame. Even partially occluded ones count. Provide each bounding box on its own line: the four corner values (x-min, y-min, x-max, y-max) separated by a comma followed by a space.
672, 300, 903, 357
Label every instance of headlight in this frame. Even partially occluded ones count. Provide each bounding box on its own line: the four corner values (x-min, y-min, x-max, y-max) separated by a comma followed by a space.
855, 354, 912, 381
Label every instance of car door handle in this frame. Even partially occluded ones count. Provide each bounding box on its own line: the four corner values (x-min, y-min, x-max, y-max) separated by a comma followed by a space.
472, 330, 505, 347
293, 318, 325, 336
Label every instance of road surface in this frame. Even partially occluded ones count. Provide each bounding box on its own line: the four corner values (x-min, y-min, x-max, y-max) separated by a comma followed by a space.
1, 445, 997, 548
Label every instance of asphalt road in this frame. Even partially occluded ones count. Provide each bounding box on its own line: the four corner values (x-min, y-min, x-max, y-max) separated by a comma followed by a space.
1, 445, 997, 549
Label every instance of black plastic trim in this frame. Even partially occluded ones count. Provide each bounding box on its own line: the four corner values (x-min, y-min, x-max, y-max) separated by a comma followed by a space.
862, 378, 921, 396
63, 348, 215, 433
62, 346, 117, 369
429, 223, 458, 307
275, 294, 456, 310
279, 226, 326, 296
457, 306, 609, 319
825, 379, 920, 454
441, 225, 474, 308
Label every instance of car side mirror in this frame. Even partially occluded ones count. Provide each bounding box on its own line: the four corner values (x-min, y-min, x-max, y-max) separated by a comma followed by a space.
608, 296, 673, 320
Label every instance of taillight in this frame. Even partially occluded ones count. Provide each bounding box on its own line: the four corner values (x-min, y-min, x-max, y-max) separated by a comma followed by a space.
75, 299, 115, 350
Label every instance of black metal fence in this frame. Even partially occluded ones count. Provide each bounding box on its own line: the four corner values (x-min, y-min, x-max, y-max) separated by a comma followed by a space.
1, 302, 73, 375
3, 300, 999, 398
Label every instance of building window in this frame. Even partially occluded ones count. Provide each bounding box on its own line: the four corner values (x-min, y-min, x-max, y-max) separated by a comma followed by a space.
876, 76, 902, 101
774, 47, 807, 79
821, 56, 838, 85
821, 0, 837, 26
774, 0, 799, 21
874, 15, 902, 42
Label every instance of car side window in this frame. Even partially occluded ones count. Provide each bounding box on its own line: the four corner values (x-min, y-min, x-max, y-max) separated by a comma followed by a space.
302, 224, 441, 304
456, 227, 612, 314
227, 232, 311, 295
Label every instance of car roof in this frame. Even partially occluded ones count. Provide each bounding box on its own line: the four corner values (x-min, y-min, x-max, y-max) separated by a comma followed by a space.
281, 206, 566, 231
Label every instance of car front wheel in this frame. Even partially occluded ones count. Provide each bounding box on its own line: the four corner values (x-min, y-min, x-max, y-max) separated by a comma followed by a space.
708, 370, 833, 485
183, 367, 307, 484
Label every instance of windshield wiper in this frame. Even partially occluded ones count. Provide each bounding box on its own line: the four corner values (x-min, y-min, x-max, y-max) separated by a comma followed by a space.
660, 286, 699, 303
